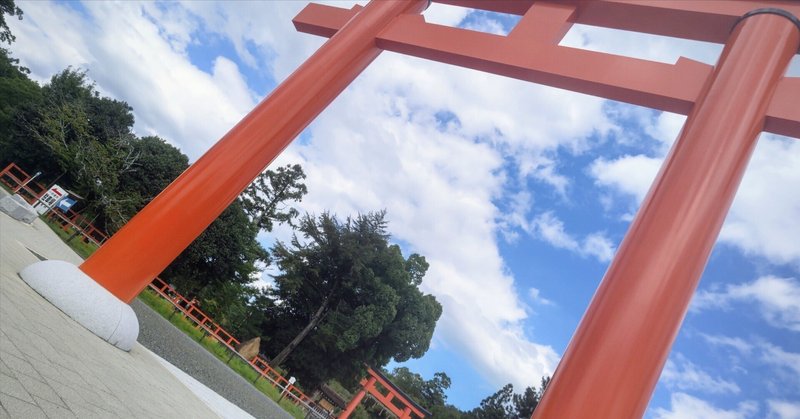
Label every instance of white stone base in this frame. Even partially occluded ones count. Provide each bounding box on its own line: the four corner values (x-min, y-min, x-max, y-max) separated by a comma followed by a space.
0, 194, 38, 224
19, 260, 139, 351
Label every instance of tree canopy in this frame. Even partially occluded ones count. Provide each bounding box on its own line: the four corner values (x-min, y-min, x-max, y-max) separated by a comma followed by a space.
0, 0, 22, 45
2, 68, 141, 231
386, 367, 464, 417
463, 377, 551, 419
261, 211, 442, 388
0, 47, 307, 336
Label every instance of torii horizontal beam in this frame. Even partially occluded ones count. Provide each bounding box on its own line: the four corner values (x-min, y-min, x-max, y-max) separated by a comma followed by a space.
294, 1, 800, 138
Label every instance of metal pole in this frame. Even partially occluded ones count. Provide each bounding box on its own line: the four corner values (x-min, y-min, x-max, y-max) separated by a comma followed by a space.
80, 0, 427, 303
534, 10, 799, 419
14, 171, 41, 193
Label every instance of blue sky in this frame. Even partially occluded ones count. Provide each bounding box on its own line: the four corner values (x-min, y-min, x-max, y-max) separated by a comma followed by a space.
9, 1, 800, 417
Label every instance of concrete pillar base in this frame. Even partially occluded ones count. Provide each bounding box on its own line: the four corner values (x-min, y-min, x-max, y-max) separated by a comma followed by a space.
0, 194, 38, 224
19, 260, 139, 351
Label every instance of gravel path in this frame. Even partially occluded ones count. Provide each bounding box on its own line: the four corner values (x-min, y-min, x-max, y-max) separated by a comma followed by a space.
132, 299, 294, 419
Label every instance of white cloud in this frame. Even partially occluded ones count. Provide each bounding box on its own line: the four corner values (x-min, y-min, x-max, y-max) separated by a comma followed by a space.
652, 393, 758, 419
533, 212, 579, 250
697, 334, 800, 394
698, 333, 754, 356
644, 112, 685, 150
768, 400, 800, 419
498, 190, 533, 243
582, 232, 616, 262
9, 1, 257, 159
561, 24, 722, 66
692, 276, 800, 332
571, 24, 800, 268
760, 343, 800, 378
660, 354, 740, 395
463, 17, 508, 36
531, 212, 615, 262
176, 0, 335, 80
589, 154, 661, 204
421, 2, 472, 28
589, 128, 800, 268
528, 288, 554, 307
718, 136, 800, 266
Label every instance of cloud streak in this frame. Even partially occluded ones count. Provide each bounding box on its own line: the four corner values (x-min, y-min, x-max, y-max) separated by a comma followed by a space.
692, 276, 800, 332
660, 354, 740, 395
652, 393, 758, 419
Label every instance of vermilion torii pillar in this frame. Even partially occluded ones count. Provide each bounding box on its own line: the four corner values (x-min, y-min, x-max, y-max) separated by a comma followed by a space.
20, 0, 800, 416
21, 0, 428, 352
78, 0, 428, 303
533, 11, 799, 419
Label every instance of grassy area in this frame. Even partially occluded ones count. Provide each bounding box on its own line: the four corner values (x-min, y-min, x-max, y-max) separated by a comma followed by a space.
137, 289, 307, 418
42, 218, 99, 259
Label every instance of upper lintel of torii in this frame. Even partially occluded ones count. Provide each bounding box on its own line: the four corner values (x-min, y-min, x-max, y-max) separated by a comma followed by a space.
293, 0, 800, 139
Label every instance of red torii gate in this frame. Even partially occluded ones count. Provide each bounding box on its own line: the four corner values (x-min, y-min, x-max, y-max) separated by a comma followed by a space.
340, 367, 430, 419
28, 1, 798, 417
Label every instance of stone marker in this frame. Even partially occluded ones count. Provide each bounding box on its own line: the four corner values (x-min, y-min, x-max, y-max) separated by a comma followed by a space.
236, 337, 261, 361
0, 194, 38, 224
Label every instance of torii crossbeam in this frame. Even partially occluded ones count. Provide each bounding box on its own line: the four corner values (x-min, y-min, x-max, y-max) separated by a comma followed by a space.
23, 1, 798, 418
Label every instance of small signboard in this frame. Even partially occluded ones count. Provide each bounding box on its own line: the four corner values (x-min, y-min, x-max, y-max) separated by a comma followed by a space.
56, 197, 76, 212
33, 185, 68, 215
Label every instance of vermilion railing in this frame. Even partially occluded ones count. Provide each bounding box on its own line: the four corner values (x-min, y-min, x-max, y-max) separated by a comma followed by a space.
3, 163, 321, 412
45, 210, 109, 246
146, 277, 316, 407
1, 163, 109, 246
0, 162, 47, 204
147, 277, 240, 348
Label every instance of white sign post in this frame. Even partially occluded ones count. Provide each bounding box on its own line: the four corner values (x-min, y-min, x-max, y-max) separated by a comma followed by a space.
33, 185, 68, 215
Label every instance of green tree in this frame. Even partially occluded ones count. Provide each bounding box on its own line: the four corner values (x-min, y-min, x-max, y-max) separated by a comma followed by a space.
160, 163, 307, 327
390, 367, 452, 410
0, 0, 22, 45
467, 384, 515, 419
2, 68, 140, 230
512, 376, 550, 419
161, 200, 267, 298
263, 211, 442, 388
465, 376, 550, 419
512, 386, 538, 419
0, 48, 40, 154
227, 285, 276, 340
120, 136, 188, 199
113, 135, 189, 219
240, 163, 307, 231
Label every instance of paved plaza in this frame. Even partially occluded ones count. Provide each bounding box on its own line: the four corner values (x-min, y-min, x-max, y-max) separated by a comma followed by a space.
0, 198, 245, 418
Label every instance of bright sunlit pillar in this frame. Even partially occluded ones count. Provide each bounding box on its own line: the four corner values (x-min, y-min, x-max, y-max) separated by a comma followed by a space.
534, 9, 800, 419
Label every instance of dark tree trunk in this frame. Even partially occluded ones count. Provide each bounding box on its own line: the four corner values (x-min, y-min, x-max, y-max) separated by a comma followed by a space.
270, 296, 331, 366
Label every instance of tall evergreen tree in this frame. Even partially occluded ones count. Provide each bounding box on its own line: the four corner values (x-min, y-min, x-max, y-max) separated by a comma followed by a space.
263, 211, 442, 388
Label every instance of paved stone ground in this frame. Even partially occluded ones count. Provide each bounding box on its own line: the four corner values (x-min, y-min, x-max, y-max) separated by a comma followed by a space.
0, 208, 221, 418
132, 299, 293, 419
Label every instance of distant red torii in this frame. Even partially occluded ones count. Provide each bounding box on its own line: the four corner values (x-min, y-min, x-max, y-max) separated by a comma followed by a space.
340, 367, 430, 419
